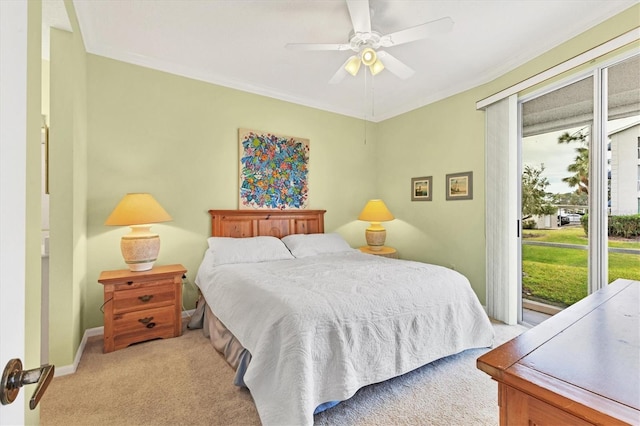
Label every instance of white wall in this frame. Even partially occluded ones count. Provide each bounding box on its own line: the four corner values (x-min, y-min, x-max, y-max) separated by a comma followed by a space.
610, 124, 640, 215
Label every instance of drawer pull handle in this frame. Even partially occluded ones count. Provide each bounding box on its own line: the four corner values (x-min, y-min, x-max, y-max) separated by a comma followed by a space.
127, 281, 134, 285
146, 322, 156, 329
138, 295, 153, 303
138, 317, 154, 325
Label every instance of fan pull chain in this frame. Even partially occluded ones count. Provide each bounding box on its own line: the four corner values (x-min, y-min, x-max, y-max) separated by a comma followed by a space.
370, 71, 375, 119
363, 67, 368, 144
362, 68, 376, 145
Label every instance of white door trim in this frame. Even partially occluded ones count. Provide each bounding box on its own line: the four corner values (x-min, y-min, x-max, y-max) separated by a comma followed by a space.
0, 1, 28, 423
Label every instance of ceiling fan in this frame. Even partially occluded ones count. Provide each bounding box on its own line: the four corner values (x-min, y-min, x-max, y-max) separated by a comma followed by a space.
285, 0, 454, 84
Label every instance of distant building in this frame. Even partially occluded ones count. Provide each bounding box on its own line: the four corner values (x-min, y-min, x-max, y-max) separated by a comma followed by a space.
608, 122, 640, 215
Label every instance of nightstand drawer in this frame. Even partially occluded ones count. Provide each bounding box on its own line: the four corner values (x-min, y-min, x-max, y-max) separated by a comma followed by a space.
112, 277, 174, 291
112, 306, 177, 350
98, 264, 186, 353
112, 281, 176, 314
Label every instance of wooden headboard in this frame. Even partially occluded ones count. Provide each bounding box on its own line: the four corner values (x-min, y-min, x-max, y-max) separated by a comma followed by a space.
208, 210, 326, 238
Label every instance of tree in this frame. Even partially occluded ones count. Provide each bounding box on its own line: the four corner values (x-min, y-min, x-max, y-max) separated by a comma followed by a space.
522, 164, 556, 220
562, 146, 589, 194
558, 128, 589, 194
550, 191, 588, 206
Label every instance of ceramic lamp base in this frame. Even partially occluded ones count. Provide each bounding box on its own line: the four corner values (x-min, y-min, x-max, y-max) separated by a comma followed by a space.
121, 225, 160, 271
365, 228, 386, 251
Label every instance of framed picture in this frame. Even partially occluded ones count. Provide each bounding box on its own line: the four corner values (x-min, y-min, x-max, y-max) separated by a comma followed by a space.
238, 128, 310, 210
445, 171, 473, 200
411, 176, 432, 201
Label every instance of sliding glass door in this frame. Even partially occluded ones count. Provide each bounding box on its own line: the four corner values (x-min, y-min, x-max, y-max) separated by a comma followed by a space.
518, 53, 640, 325
605, 55, 640, 287
520, 77, 593, 324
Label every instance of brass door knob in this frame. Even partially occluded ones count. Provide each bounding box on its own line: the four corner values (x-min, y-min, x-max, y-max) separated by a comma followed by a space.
1, 358, 55, 409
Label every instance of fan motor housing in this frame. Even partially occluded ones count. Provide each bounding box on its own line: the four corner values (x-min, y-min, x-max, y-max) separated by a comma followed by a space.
348, 30, 382, 51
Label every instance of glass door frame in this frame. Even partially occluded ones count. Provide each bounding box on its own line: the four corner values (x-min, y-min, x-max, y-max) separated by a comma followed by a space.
516, 50, 638, 323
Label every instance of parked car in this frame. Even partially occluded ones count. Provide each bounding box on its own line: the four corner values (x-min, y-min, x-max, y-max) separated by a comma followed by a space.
566, 213, 582, 223
558, 214, 582, 226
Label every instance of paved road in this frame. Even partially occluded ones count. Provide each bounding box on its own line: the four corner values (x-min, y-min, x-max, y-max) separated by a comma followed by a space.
523, 240, 640, 255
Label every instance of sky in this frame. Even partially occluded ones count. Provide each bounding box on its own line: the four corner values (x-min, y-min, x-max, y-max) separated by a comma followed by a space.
522, 117, 639, 195
522, 127, 585, 195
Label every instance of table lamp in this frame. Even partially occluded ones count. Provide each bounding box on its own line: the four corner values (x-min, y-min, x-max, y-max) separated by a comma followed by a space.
105, 193, 172, 271
358, 199, 394, 251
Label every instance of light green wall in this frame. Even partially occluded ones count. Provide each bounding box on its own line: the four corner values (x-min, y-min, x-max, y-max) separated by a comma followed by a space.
25, 1, 42, 423
49, 28, 77, 367
45, 3, 639, 363
42, 60, 49, 123
84, 56, 380, 329
48, 2, 88, 366
376, 91, 486, 297
66, 0, 89, 365
376, 4, 639, 303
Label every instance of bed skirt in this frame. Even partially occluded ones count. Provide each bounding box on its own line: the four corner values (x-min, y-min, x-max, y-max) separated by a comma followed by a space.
188, 296, 251, 386
188, 296, 340, 414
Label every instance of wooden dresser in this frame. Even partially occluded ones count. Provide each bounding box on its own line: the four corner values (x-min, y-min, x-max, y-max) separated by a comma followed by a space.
98, 264, 187, 353
477, 279, 639, 426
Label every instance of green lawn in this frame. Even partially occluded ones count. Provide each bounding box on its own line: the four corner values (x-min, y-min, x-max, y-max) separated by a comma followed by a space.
522, 227, 640, 306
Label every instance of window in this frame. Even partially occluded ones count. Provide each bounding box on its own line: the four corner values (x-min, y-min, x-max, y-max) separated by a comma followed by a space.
518, 53, 639, 325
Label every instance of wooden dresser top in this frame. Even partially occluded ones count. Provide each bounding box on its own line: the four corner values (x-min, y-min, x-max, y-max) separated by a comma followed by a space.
478, 279, 640, 425
98, 264, 186, 283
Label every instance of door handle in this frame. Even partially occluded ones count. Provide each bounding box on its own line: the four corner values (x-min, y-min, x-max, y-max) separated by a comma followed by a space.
1, 358, 55, 409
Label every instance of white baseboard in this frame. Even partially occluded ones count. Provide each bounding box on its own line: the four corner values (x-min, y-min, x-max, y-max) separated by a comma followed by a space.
53, 309, 195, 377
54, 326, 102, 377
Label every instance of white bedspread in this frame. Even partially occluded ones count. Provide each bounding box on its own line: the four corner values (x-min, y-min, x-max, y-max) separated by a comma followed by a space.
195, 251, 494, 426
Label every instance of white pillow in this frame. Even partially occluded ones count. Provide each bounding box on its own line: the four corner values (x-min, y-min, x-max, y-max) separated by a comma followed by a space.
281, 233, 354, 258
207, 236, 294, 265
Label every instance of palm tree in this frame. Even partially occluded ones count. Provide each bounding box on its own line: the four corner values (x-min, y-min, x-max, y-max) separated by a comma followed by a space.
562, 146, 589, 194
558, 127, 589, 194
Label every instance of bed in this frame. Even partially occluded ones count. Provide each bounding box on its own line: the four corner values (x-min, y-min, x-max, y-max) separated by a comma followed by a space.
192, 209, 495, 426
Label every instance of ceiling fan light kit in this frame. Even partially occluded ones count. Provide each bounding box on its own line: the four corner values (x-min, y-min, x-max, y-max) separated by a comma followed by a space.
360, 48, 384, 76
361, 47, 376, 66
285, 0, 453, 83
345, 55, 362, 76
369, 58, 385, 76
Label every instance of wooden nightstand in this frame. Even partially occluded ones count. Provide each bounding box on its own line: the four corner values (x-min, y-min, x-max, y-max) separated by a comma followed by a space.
98, 264, 187, 353
359, 246, 398, 259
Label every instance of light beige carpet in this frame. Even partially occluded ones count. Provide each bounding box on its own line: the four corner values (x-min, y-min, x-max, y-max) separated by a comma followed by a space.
40, 322, 527, 426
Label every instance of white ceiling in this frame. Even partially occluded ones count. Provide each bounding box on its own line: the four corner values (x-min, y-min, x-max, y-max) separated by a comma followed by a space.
42, 0, 72, 59
44, 0, 638, 122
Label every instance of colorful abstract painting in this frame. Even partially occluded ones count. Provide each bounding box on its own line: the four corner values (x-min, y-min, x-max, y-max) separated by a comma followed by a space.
239, 128, 309, 210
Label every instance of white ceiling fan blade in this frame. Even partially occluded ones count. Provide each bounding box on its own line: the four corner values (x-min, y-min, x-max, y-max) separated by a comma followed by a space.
329, 56, 358, 84
376, 51, 414, 79
346, 0, 371, 34
379, 17, 454, 47
285, 43, 351, 51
